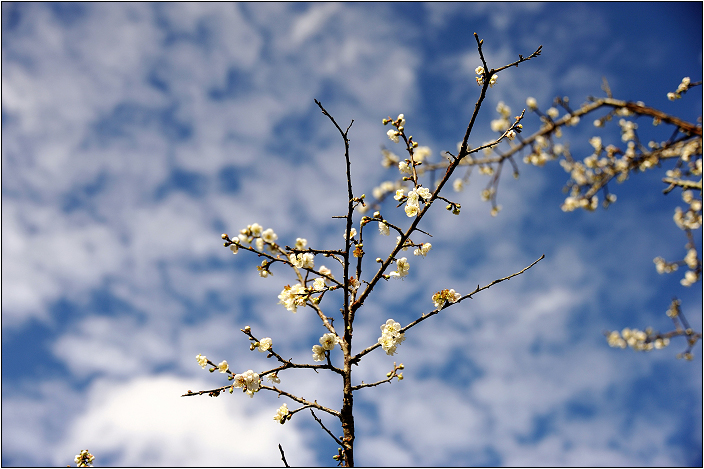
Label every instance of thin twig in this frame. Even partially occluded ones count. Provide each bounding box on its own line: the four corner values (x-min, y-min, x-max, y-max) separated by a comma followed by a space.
353, 255, 545, 363
278, 444, 290, 468
310, 409, 344, 446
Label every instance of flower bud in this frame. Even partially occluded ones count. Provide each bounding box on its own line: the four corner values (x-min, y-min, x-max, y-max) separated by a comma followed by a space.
221, 233, 228, 239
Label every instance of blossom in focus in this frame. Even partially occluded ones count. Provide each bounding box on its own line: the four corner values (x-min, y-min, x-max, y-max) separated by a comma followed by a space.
233, 370, 260, 397
432, 288, 462, 309
274, 403, 289, 423
196, 354, 208, 369
414, 242, 432, 257
258, 337, 272, 352
320, 332, 339, 351
290, 252, 315, 269
312, 277, 327, 291
312, 344, 326, 362
378, 319, 406, 355
278, 283, 308, 313
389, 257, 410, 279
217, 360, 229, 373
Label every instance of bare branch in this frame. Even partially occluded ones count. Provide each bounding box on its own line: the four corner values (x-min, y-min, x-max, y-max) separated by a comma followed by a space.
310, 409, 344, 446
278, 444, 290, 468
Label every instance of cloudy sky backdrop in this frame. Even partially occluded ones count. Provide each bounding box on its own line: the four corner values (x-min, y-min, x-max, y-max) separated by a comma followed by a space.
2, 2, 702, 467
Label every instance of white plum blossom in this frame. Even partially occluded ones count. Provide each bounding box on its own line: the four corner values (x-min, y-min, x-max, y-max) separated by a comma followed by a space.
387, 129, 400, 143
416, 186, 431, 200
394, 189, 405, 201
274, 403, 289, 423
295, 238, 307, 250
312, 344, 326, 362
258, 337, 272, 352
404, 188, 422, 217
233, 370, 260, 397
290, 253, 315, 269
312, 277, 327, 291
196, 354, 208, 369
318, 265, 334, 284
261, 228, 278, 244
432, 288, 462, 309
378, 221, 390, 236
389, 257, 410, 279
278, 283, 308, 313
378, 319, 406, 355
399, 161, 412, 174
249, 223, 263, 237
320, 332, 339, 351
74, 450, 95, 468
404, 203, 419, 217
217, 360, 229, 373
414, 242, 432, 257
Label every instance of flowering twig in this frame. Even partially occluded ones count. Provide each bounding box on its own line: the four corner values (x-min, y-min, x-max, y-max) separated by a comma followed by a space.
352, 255, 545, 363
187, 35, 543, 467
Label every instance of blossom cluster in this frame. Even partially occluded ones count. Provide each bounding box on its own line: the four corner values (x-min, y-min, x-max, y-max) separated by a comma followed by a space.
673, 190, 703, 232
196, 353, 208, 369
233, 370, 261, 397
278, 283, 309, 313
273, 403, 289, 424
226, 223, 279, 255
384, 113, 406, 143
389, 257, 410, 279
394, 185, 431, 217
520, 96, 702, 218
606, 327, 670, 351
667, 76, 692, 100
378, 319, 406, 355
74, 450, 95, 468
432, 288, 462, 309
312, 332, 339, 361
475, 66, 497, 87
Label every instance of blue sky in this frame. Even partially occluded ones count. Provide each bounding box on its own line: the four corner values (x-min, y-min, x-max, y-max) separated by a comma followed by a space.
2, 2, 702, 467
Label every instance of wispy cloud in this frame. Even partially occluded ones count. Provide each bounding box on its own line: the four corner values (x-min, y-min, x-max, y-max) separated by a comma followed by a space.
2, 2, 700, 466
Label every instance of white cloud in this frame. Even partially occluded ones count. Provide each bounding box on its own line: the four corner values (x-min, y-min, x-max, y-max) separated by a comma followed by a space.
2, 2, 700, 466
54, 375, 317, 466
